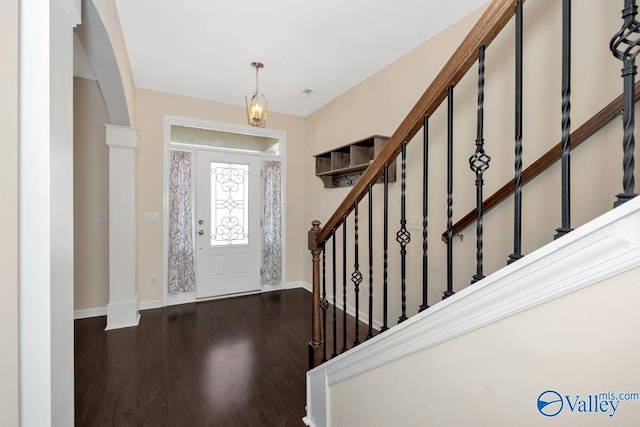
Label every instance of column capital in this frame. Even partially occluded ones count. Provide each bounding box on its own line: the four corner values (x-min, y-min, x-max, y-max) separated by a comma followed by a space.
105, 124, 137, 149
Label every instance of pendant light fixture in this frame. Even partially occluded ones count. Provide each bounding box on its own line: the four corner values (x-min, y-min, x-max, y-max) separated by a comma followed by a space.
246, 61, 268, 127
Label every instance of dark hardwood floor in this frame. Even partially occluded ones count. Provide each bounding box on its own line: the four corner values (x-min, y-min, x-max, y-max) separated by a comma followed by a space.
75, 289, 313, 427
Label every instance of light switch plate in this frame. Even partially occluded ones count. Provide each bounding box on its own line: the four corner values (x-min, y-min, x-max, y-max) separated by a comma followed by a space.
143, 211, 160, 222
93, 212, 107, 223
408, 214, 422, 230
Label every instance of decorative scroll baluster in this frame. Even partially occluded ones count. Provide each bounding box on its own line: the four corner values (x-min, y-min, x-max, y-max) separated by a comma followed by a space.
331, 230, 337, 358
509, 0, 524, 264
443, 85, 455, 300
352, 203, 362, 346
555, 0, 573, 237
341, 218, 347, 353
470, 45, 491, 284
396, 142, 411, 322
611, 0, 640, 207
367, 184, 374, 340
320, 243, 328, 362
381, 165, 389, 332
419, 116, 430, 312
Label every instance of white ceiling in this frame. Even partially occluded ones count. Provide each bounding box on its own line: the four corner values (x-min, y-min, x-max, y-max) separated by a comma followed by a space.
113, 0, 487, 117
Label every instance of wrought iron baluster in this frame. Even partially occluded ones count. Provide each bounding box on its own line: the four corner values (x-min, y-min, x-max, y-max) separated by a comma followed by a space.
396, 142, 410, 322
381, 164, 389, 332
509, 0, 524, 264
470, 45, 491, 284
419, 116, 430, 312
320, 243, 328, 362
331, 231, 337, 358
341, 218, 347, 353
611, 0, 640, 207
444, 85, 455, 300
367, 184, 374, 340
352, 203, 362, 346
556, 0, 573, 238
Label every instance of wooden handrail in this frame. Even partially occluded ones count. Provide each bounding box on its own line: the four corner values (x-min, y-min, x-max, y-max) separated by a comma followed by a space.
316, 0, 520, 244
441, 81, 640, 242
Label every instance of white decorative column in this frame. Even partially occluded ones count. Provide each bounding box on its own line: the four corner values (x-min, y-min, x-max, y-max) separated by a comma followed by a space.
105, 124, 139, 330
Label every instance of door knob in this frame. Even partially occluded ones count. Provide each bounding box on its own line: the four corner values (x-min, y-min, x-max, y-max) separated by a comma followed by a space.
198, 230, 204, 235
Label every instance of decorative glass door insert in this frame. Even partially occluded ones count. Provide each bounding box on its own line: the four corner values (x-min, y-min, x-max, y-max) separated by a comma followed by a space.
210, 162, 249, 246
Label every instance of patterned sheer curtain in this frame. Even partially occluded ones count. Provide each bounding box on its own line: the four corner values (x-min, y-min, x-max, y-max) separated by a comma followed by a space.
168, 150, 196, 294
262, 160, 283, 287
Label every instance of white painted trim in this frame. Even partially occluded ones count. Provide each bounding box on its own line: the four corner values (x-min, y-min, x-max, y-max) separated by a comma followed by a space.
105, 298, 140, 330
139, 300, 162, 311
105, 124, 137, 148
306, 197, 640, 426
106, 125, 139, 331
302, 417, 317, 427
74, 299, 172, 320
167, 291, 196, 306
292, 281, 382, 330
165, 115, 288, 144
286, 281, 312, 292
261, 283, 285, 293
74, 307, 107, 320
162, 115, 287, 307
338, 295, 382, 332
194, 290, 262, 303
58, 0, 81, 27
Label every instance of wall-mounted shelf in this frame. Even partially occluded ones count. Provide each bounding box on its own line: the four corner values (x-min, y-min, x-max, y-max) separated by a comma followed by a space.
314, 135, 396, 188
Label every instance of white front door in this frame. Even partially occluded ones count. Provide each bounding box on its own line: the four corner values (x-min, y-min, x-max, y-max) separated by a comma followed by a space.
195, 150, 261, 298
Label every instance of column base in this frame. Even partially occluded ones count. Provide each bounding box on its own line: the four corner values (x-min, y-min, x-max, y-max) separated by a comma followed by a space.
105, 297, 140, 330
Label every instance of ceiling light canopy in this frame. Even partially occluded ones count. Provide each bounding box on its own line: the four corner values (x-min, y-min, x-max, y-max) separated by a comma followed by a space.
246, 61, 268, 127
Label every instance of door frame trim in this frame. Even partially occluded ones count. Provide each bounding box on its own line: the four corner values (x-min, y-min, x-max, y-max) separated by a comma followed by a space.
162, 115, 287, 307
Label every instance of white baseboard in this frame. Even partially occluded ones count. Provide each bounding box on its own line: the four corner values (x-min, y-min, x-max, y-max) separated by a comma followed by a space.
74, 306, 107, 320
293, 281, 383, 331
167, 291, 196, 306
340, 298, 383, 332
285, 281, 312, 292
105, 297, 140, 330
75, 299, 162, 320
139, 300, 162, 311
261, 283, 285, 293
302, 416, 316, 427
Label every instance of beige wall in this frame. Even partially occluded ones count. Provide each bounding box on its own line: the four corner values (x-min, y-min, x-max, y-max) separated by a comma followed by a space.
72, 84, 308, 310
74, 77, 111, 310
330, 266, 640, 426
0, 0, 20, 422
73, 1, 634, 316
303, 1, 629, 325
134, 88, 307, 302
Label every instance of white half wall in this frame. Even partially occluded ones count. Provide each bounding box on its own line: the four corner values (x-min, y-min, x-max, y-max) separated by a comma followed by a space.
307, 197, 640, 426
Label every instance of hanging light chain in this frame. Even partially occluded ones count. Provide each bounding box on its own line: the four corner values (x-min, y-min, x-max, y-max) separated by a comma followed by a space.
252, 61, 264, 94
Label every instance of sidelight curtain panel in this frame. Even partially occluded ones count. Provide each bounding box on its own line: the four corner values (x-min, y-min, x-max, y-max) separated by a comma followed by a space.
168, 150, 196, 294
262, 160, 283, 287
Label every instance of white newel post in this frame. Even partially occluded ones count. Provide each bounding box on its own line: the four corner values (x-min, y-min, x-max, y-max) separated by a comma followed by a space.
105, 124, 140, 330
